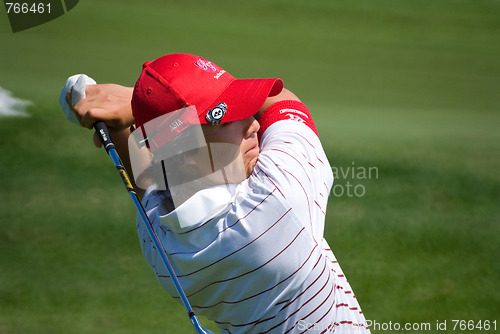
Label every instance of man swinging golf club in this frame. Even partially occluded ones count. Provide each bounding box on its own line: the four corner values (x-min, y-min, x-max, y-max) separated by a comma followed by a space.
61, 53, 370, 333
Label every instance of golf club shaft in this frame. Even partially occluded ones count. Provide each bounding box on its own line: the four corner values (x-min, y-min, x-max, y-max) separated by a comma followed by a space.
93, 121, 213, 334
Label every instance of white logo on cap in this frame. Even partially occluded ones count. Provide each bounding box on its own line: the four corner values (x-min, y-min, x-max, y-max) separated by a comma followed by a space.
194, 58, 218, 73
206, 103, 227, 124
214, 70, 225, 79
170, 119, 183, 131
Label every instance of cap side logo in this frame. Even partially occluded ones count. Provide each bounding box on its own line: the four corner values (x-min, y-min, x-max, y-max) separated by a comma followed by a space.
206, 103, 227, 124
194, 58, 218, 73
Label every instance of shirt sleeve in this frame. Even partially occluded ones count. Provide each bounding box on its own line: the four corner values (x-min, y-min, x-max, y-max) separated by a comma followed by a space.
254, 100, 333, 244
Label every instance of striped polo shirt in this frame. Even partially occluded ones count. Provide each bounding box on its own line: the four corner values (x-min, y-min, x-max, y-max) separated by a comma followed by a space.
137, 100, 370, 333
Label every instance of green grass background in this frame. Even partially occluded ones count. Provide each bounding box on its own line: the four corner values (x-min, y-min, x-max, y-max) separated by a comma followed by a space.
1, 0, 499, 333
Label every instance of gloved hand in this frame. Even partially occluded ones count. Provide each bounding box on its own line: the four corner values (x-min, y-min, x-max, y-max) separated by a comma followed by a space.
58, 74, 96, 125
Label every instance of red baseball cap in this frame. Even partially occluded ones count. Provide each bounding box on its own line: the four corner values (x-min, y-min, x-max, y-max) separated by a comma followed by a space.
131, 53, 283, 129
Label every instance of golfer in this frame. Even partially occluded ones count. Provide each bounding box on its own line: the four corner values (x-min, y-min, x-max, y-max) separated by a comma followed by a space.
65, 53, 370, 333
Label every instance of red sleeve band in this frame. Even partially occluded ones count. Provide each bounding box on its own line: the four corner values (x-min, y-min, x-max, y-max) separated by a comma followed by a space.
257, 100, 318, 140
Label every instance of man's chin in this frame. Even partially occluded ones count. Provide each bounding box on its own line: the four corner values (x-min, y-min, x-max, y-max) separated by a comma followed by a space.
245, 156, 259, 178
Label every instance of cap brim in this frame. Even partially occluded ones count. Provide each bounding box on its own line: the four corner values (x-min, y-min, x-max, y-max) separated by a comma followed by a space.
201, 78, 283, 124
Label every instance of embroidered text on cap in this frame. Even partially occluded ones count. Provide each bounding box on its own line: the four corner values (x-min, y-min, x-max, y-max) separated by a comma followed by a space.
194, 57, 218, 73
206, 103, 227, 124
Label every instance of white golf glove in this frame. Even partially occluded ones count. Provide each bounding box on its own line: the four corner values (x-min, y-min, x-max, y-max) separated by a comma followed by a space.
58, 74, 96, 126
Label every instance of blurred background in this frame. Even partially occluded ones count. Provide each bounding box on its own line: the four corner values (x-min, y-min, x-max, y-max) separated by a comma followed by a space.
1, 0, 499, 333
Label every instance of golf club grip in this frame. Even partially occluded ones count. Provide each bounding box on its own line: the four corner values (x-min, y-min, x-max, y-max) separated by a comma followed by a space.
94, 121, 115, 153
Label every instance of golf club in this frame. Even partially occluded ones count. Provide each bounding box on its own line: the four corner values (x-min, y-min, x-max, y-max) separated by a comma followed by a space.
94, 121, 214, 334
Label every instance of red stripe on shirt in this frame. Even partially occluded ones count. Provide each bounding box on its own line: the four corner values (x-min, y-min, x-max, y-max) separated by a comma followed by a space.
195, 243, 319, 309
215, 256, 330, 328
168, 189, 277, 251
176, 208, 292, 277
186, 227, 308, 298
271, 149, 312, 183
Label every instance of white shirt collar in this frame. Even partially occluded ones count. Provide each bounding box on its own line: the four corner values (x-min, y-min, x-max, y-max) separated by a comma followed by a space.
158, 183, 238, 232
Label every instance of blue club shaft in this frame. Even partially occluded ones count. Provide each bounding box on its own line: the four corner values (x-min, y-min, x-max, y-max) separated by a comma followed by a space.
94, 122, 213, 334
